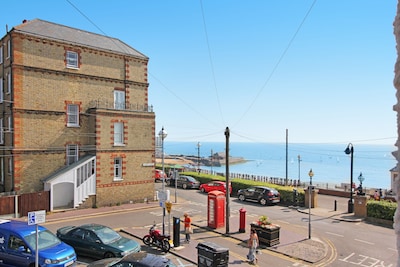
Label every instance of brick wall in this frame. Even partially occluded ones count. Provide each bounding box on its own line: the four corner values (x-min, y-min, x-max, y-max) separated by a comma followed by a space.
3, 27, 155, 205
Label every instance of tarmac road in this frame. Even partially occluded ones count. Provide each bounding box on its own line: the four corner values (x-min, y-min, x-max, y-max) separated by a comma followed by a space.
26, 185, 397, 266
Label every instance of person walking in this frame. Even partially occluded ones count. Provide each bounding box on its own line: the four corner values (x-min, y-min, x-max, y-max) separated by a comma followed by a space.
247, 228, 259, 264
183, 213, 192, 243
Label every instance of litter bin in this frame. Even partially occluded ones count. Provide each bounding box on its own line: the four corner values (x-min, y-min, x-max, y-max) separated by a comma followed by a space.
197, 241, 229, 267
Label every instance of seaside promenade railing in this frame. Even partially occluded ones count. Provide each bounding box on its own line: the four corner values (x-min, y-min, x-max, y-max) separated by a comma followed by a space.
189, 167, 388, 195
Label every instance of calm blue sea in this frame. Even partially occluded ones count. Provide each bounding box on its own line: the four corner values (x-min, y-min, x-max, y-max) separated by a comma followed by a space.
164, 142, 397, 190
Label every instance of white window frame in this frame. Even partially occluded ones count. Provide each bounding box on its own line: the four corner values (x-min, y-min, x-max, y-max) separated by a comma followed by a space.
6, 40, 10, 59
114, 122, 124, 145
0, 158, 4, 184
6, 73, 10, 94
0, 78, 3, 103
66, 51, 78, 69
114, 157, 122, 181
0, 119, 3, 144
67, 104, 79, 127
7, 158, 12, 175
7, 116, 11, 132
114, 90, 125, 110
67, 144, 78, 165
0, 46, 3, 64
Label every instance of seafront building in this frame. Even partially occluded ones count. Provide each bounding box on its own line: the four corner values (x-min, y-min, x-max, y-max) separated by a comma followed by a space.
0, 19, 155, 210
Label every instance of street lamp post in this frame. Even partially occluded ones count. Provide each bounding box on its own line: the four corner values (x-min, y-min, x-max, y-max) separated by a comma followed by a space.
197, 142, 201, 173
297, 155, 301, 187
159, 127, 168, 235
308, 169, 313, 239
357, 172, 365, 195
344, 143, 354, 213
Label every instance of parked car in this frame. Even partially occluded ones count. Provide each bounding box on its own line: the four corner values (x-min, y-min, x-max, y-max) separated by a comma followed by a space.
168, 175, 200, 189
87, 252, 177, 267
56, 223, 140, 259
154, 169, 167, 182
237, 186, 280, 206
199, 181, 232, 195
0, 219, 77, 267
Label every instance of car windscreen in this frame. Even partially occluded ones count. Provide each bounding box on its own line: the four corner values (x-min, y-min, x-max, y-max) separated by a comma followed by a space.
24, 230, 61, 250
93, 226, 121, 244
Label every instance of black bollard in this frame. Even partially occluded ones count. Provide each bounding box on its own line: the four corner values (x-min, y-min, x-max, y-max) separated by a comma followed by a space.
334, 200, 337, 211
173, 217, 180, 247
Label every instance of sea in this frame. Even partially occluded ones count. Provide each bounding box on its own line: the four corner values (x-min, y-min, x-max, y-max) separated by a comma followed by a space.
163, 142, 397, 190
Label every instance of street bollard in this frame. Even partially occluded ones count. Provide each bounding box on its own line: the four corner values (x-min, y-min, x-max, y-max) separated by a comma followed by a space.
334, 200, 337, 211
239, 208, 246, 233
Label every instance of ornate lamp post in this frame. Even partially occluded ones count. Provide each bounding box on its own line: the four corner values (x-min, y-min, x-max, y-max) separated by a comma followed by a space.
158, 127, 167, 235
344, 143, 354, 213
357, 172, 365, 195
308, 169, 314, 239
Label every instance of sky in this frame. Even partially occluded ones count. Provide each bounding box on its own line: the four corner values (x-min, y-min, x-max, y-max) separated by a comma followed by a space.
1, 0, 398, 145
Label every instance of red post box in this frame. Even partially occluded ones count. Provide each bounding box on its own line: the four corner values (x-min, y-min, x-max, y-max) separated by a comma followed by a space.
239, 207, 246, 233
207, 190, 225, 229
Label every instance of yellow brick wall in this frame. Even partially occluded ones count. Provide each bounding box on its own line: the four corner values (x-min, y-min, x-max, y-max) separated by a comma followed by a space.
5, 31, 156, 204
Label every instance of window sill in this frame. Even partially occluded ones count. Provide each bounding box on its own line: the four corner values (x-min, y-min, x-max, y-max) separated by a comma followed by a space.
113, 144, 126, 147
113, 178, 123, 182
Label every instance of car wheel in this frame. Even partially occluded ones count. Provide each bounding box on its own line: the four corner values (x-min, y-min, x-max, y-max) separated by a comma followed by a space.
200, 188, 206, 193
104, 252, 115, 258
238, 194, 245, 201
183, 184, 187, 189
260, 198, 268, 206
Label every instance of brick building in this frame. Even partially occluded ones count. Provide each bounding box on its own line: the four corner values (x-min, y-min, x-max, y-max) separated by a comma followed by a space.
0, 19, 156, 209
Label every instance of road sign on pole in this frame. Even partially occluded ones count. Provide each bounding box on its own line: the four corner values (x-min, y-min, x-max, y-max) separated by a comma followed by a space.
28, 210, 46, 225
166, 202, 172, 213
28, 210, 46, 267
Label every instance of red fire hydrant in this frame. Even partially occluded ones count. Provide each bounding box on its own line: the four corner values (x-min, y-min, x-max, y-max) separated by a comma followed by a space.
239, 207, 246, 233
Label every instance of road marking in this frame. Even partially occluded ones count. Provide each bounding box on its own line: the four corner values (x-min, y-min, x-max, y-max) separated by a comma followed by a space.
175, 258, 194, 267
276, 219, 289, 224
316, 238, 337, 267
325, 231, 344, 237
354, 239, 374, 245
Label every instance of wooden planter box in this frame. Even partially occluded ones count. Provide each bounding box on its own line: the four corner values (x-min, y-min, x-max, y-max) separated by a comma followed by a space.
250, 223, 280, 247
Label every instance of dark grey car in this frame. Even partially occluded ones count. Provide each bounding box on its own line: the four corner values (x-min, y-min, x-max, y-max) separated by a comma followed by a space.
237, 186, 280, 206
168, 175, 200, 189
87, 252, 177, 267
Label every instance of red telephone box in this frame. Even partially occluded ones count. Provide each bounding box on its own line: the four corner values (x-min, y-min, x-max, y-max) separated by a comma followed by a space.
207, 190, 225, 229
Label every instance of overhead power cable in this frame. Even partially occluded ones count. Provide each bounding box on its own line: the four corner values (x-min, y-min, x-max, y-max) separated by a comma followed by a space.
233, 0, 318, 128
199, 0, 225, 125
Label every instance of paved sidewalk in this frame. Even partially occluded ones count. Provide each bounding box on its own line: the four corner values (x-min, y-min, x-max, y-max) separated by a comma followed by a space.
37, 193, 365, 265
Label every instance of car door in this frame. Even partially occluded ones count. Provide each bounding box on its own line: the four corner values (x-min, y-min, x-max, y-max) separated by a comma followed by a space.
65, 228, 94, 257
3, 234, 34, 267
243, 187, 256, 200
254, 187, 265, 201
82, 229, 104, 259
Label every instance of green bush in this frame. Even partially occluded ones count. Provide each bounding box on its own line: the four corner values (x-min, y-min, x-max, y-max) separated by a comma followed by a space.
180, 172, 398, 222
367, 199, 397, 221
181, 172, 305, 206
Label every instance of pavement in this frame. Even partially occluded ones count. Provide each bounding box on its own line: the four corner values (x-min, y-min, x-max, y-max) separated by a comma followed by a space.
39, 194, 364, 265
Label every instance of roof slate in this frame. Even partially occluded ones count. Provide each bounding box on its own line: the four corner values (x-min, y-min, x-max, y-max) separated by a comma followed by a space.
13, 19, 148, 59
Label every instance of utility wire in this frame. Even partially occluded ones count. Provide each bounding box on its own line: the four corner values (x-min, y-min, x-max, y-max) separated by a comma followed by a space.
199, 0, 225, 125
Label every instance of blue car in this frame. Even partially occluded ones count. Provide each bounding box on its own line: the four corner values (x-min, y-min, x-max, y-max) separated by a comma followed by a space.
0, 219, 77, 267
